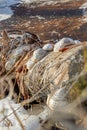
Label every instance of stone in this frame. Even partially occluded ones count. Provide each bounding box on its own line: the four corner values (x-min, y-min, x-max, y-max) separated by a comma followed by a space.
32, 48, 47, 62
54, 37, 75, 52
74, 40, 81, 44
5, 45, 30, 71
43, 43, 54, 51
26, 58, 35, 70
24, 42, 86, 100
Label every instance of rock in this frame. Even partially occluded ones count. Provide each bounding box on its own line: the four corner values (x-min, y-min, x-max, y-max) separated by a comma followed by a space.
80, 2, 87, 9
0, 97, 49, 130
79, 2, 87, 17
43, 44, 54, 51
54, 37, 75, 52
26, 48, 48, 70
47, 87, 68, 111
74, 40, 81, 44
5, 45, 30, 71
0, 97, 28, 128
26, 58, 35, 70
24, 42, 87, 100
10, 45, 30, 58
32, 48, 47, 62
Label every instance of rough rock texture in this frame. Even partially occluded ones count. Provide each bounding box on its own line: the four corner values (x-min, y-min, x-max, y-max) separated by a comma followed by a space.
24, 43, 87, 99
54, 37, 75, 52
5, 45, 30, 71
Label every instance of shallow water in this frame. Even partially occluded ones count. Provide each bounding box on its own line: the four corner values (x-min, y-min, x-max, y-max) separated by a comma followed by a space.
0, 0, 21, 21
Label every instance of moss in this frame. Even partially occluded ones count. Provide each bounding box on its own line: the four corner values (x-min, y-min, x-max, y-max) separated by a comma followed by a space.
67, 48, 87, 102
67, 74, 87, 102
83, 48, 87, 72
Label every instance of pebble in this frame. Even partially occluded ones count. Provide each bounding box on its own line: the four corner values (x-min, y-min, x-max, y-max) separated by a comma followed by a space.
33, 48, 47, 62
74, 40, 81, 44
26, 58, 35, 70
43, 43, 54, 51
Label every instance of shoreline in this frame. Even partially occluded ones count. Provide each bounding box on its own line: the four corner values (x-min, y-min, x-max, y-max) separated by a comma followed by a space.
0, 0, 87, 42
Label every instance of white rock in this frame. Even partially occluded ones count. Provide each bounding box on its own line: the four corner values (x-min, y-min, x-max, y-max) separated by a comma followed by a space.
0, 97, 28, 128
43, 44, 54, 51
54, 37, 75, 52
9, 34, 22, 39
5, 45, 30, 71
11, 45, 30, 58
26, 58, 35, 70
79, 2, 87, 9
25, 115, 41, 130
33, 48, 47, 62
0, 97, 40, 130
79, 2, 87, 16
47, 87, 68, 111
74, 40, 81, 44
26, 48, 48, 70
0, 97, 49, 130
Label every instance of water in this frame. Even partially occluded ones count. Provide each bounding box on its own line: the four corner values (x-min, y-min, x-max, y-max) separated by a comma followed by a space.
0, 0, 21, 21
0, 0, 81, 21
0, 0, 53, 21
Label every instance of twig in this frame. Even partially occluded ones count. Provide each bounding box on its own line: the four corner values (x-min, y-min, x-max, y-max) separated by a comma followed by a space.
0, 83, 49, 123
5, 51, 27, 77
